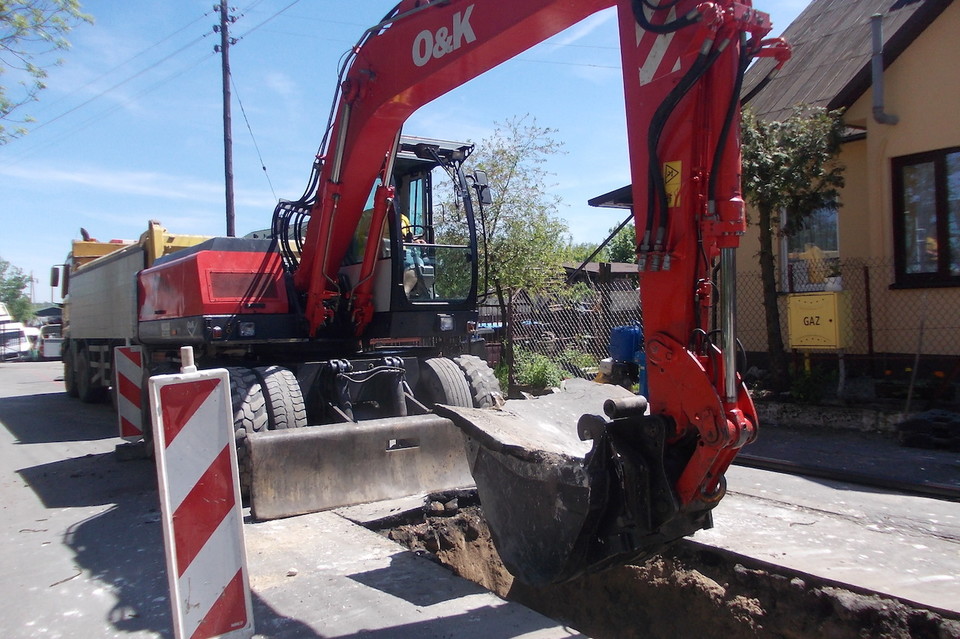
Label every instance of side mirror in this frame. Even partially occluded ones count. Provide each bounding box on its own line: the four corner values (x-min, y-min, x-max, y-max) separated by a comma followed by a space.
471, 171, 493, 205
50, 266, 60, 288
477, 186, 493, 206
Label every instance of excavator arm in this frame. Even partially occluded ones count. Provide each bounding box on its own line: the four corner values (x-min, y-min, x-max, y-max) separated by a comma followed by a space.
293, 0, 622, 335
290, 0, 788, 585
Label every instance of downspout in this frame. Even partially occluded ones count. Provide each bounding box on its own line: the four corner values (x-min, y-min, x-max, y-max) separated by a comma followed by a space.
871, 13, 899, 125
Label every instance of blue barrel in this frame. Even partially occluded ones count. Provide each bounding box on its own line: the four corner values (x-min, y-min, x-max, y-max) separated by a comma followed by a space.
609, 323, 642, 363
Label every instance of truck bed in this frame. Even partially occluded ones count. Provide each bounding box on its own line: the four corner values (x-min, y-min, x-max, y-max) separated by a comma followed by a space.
67, 243, 145, 340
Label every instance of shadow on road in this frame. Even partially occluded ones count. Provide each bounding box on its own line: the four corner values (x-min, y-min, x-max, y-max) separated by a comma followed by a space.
0, 392, 115, 444
19, 443, 326, 636
348, 553, 486, 607
62, 488, 327, 638
18, 453, 156, 509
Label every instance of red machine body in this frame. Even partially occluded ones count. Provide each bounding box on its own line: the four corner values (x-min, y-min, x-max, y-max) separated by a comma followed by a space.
139, 249, 288, 321
118, 0, 791, 577
292, 0, 788, 508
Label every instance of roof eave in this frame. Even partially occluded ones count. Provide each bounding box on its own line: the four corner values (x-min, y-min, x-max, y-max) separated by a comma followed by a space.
828, 0, 953, 111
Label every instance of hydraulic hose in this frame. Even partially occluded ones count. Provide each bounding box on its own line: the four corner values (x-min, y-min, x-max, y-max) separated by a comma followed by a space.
645, 46, 720, 250
632, 0, 700, 33
707, 34, 749, 207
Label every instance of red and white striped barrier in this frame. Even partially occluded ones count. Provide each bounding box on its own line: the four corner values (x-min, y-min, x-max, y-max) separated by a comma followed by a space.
115, 346, 144, 441
150, 350, 253, 639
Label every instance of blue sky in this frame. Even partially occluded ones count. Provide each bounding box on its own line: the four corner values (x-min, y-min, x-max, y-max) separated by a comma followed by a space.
0, 0, 807, 303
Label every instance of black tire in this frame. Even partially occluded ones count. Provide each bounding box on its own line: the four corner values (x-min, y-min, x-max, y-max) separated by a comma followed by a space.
228, 367, 269, 434
76, 348, 108, 404
419, 357, 473, 408
454, 354, 503, 408
63, 347, 79, 398
227, 367, 268, 499
254, 366, 307, 430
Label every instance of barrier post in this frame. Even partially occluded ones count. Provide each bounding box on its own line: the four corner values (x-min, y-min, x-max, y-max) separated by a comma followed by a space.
115, 345, 144, 441
149, 347, 253, 639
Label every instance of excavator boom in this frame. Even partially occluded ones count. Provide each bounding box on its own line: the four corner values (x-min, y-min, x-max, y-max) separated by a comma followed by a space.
288, 0, 788, 585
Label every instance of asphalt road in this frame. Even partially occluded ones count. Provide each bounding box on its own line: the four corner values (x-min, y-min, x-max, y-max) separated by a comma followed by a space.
0, 361, 171, 638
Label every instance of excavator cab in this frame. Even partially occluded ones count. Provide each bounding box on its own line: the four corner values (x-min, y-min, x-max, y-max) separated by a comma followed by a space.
335, 136, 484, 344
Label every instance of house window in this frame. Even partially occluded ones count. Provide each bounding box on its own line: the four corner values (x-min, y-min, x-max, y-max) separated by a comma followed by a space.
892, 147, 960, 286
782, 206, 840, 292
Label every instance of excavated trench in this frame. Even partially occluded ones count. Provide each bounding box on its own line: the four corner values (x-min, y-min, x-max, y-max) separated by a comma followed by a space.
375, 495, 960, 639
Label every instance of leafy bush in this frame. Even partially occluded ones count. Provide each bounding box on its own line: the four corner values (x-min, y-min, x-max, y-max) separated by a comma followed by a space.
560, 348, 596, 372
494, 361, 509, 391
515, 348, 564, 389
790, 366, 833, 403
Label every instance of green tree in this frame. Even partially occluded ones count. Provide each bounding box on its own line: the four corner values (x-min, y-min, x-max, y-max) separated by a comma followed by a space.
606, 221, 636, 263
740, 105, 846, 391
563, 240, 605, 265
438, 114, 569, 313
1, 0, 93, 144
0, 256, 34, 322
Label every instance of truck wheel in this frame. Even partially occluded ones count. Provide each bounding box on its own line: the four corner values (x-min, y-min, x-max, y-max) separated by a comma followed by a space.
63, 348, 79, 398
454, 354, 503, 408
228, 367, 268, 499
420, 357, 472, 408
254, 366, 307, 430
76, 349, 108, 404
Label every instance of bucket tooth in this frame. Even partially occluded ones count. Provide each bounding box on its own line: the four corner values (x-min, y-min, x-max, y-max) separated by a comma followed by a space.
436, 378, 715, 586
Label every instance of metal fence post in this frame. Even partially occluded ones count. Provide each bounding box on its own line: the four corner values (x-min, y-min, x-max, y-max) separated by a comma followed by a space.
863, 264, 874, 357
506, 287, 516, 397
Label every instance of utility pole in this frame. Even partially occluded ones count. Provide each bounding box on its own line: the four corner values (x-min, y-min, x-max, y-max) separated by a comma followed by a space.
214, 1, 237, 237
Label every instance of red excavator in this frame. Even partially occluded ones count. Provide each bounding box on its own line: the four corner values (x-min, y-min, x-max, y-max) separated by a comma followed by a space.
276, 0, 787, 585
66, 0, 788, 586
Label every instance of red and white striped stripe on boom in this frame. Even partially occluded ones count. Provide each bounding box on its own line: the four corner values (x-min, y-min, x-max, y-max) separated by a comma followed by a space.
150, 366, 253, 639
115, 346, 143, 441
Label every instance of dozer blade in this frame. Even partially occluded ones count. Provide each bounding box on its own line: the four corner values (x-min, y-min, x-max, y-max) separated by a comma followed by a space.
435, 378, 715, 587
247, 414, 474, 520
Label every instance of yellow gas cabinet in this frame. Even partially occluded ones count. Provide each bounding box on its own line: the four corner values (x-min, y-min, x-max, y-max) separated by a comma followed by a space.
786, 291, 851, 350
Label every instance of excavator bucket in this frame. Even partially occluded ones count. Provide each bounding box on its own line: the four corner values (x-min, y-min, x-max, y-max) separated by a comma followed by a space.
246, 414, 474, 520
435, 379, 716, 587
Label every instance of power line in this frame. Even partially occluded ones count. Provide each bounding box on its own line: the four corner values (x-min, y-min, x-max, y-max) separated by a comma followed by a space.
231, 73, 277, 201
0, 51, 215, 167
27, 11, 213, 120
233, 0, 306, 42
17, 32, 213, 137
517, 57, 621, 70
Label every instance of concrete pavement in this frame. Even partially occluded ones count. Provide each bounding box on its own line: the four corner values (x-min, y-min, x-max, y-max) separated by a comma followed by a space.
696, 465, 960, 613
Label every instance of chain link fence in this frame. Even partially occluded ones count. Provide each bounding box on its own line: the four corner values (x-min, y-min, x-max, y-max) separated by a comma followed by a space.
737, 256, 960, 369
478, 278, 641, 391
482, 258, 960, 400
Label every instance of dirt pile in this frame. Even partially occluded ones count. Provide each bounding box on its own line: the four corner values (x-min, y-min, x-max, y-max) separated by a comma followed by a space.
381, 505, 960, 639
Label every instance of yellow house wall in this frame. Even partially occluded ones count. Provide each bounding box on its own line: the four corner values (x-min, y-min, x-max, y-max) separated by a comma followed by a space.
846, 2, 960, 355
737, 3, 960, 356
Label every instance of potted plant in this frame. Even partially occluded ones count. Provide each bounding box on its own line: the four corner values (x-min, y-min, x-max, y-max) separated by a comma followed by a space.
824, 259, 842, 291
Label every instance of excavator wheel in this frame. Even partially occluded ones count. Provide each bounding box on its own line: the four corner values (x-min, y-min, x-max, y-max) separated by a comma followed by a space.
230, 366, 308, 498
254, 366, 308, 430
454, 355, 503, 408
228, 367, 269, 499
419, 357, 472, 408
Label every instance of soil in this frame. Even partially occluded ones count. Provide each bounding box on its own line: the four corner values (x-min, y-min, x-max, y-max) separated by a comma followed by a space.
380, 504, 960, 639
